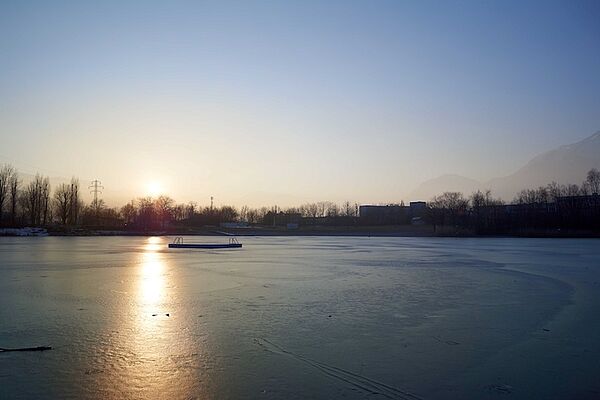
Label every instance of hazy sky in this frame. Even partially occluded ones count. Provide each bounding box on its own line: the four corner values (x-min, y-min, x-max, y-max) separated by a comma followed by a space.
1, 0, 599, 206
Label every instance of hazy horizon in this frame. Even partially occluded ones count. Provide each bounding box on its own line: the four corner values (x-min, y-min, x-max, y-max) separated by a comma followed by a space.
6, 130, 600, 208
2, 1, 599, 207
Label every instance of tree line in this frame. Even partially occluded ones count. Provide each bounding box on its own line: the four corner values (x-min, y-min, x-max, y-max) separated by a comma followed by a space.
0, 166, 73, 227
427, 168, 600, 233
1, 162, 598, 233
0, 163, 361, 231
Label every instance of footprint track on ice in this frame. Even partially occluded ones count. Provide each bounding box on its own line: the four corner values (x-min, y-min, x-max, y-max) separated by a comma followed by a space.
253, 337, 423, 400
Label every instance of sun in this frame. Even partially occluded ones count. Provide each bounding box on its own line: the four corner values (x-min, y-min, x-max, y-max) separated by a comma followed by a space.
146, 181, 162, 197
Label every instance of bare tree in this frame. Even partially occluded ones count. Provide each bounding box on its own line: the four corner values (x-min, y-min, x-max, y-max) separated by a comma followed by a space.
299, 204, 308, 217
258, 207, 270, 221
185, 201, 197, 219
536, 186, 550, 203
239, 205, 249, 222
471, 189, 502, 208
22, 174, 51, 225
316, 202, 328, 217
470, 190, 503, 232
24, 176, 39, 225
91, 197, 105, 222
246, 208, 259, 224
341, 201, 352, 217
9, 170, 19, 225
220, 205, 239, 221
587, 168, 600, 194
54, 183, 71, 225
52, 179, 79, 226
0, 164, 16, 223
564, 184, 581, 196
155, 195, 175, 229
284, 206, 301, 214
67, 178, 80, 225
301, 203, 319, 218
120, 201, 137, 226
41, 177, 51, 225
431, 192, 469, 211
137, 197, 156, 231
546, 181, 563, 201
18, 191, 28, 225
429, 192, 469, 228
326, 202, 340, 217
514, 189, 538, 204
172, 204, 185, 221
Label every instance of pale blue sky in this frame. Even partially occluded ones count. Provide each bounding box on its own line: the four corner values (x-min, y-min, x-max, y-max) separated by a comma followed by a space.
1, 0, 599, 206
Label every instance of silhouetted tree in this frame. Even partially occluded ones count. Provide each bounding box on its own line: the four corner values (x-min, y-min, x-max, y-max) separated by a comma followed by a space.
51, 178, 80, 226
137, 197, 156, 231
564, 184, 581, 196
9, 170, 19, 225
67, 178, 80, 225
220, 205, 239, 222
239, 205, 249, 222
429, 192, 469, 230
155, 195, 175, 229
22, 174, 51, 226
514, 189, 532, 204
172, 203, 185, 221
587, 168, 600, 194
341, 201, 353, 217
0, 164, 17, 223
120, 201, 137, 226
245, 207, 261, 224
185, 201, 198, 219
470, 190, 504, 233
54, 183, 71, 225
327, 202, 340, 217
546, 182, 563, 201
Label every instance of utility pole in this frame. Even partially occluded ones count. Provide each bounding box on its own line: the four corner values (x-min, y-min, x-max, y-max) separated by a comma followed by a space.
210, 196, 214, 211
89, 180, 104, 225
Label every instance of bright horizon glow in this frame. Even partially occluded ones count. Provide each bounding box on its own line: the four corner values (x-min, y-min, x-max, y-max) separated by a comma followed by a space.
146, 182, 163, 198
1, 1, 599, 207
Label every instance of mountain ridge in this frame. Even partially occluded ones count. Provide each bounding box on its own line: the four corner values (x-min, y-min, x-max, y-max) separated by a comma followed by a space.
409, 131, 600, 201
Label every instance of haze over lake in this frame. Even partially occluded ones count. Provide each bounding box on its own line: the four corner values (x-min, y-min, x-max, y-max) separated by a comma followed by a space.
1, 236, 599, 399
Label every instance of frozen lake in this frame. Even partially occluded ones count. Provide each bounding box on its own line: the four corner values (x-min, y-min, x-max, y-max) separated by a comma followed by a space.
1, 236, 599, 399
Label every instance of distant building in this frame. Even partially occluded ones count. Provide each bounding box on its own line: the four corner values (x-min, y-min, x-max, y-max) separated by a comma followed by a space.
359, 204, 409, 225
479, 194, 600, 231
273, 212, 302, 226
556, 194, 600, 211
358, 202, 428, 225
409, 201, 427, 217
555, 194, 600, 228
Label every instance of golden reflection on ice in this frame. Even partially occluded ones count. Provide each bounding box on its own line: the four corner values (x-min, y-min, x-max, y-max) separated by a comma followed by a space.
94, 237, 205, 399
139, 240, 164, 306
133, 238, 193, 396
136, 237, 168, 357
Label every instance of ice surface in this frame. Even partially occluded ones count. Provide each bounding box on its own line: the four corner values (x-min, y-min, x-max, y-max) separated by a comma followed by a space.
0, 236, 599, 399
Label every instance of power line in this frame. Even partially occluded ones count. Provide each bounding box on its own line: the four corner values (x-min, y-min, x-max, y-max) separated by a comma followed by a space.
0, 152, 80, 179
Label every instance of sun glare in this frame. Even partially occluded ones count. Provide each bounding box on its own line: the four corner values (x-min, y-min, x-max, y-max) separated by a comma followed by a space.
146, 181, 162, 197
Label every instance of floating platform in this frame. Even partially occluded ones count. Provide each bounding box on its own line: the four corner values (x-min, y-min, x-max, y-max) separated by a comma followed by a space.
168, 237, 242, 249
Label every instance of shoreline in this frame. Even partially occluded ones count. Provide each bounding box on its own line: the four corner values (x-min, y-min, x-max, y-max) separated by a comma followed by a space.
2, 225, 599, 239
